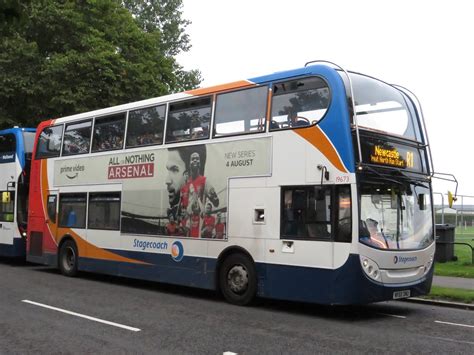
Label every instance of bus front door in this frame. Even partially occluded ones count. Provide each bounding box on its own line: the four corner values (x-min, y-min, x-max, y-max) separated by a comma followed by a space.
0, 189, 17, 255
45, 191, 59, 252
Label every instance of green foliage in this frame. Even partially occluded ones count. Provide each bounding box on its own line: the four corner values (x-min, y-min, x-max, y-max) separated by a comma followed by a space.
434, 233, 474, 278
0, 0, 201, 129
122, 0, 190, 56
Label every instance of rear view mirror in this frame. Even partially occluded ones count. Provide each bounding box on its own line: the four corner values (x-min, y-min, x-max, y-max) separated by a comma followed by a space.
448, 191, 457, 208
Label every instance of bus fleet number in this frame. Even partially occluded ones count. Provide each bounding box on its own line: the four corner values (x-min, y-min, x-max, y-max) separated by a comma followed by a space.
336, 176, 350, 183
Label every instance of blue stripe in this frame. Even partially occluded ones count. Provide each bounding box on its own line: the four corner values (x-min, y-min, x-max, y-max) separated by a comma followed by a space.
0, 237, 26, 258
80, 250, 432, 304
262, 255, 433, 304
82, 249, 217, 290
250, 65, 355, 172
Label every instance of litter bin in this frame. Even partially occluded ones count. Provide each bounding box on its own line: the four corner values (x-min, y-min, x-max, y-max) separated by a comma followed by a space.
435, 224, 455, 263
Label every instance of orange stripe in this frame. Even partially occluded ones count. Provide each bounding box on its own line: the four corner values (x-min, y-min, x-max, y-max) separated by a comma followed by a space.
40, 159, 148, 265
58, 229, 149, 265
295, 127, 348, 173
186, 80, 253, 96
266, 88, 272, 122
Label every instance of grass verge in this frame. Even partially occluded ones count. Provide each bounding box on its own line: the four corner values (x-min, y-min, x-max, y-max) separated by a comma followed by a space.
423, 286, 474, 304
434, 233, 474, 278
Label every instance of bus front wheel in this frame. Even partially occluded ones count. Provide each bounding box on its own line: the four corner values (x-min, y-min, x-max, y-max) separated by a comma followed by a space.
59, 239, 78, 277
219, 253, 257, 306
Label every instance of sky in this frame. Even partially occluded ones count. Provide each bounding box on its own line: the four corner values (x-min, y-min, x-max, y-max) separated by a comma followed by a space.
177, 0, 474, 204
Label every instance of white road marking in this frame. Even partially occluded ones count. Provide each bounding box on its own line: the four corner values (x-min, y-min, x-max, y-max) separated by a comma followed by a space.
377, 312, 407, 319
435, 320, 474, 329
22, 300, 141, 332
426, 336, 474, 346
223, 352, 238, 355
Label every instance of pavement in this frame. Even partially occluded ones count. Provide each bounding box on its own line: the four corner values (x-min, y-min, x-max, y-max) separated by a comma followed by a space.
432, 275, 474, 290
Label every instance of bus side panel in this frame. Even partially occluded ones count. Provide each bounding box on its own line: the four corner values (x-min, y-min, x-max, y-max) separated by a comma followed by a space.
79, 250, 217, 290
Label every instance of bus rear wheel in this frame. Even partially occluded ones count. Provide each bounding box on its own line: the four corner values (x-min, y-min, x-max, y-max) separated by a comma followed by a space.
219, 253, 257, 306
59, 239, 78, 277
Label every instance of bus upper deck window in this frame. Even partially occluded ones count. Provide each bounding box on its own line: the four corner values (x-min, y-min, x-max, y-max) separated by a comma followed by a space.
166, 97, 211, 143
92, 113, 126, 152
214, 86, 268, 137
63, 120, 92, 156
271, 77, 330, 130
36, 125, 63, 159
126, 105, 165, 148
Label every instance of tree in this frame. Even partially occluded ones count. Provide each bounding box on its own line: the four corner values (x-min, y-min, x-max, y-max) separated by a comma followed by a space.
122, 0, 200, 96
0, 0, 201, 129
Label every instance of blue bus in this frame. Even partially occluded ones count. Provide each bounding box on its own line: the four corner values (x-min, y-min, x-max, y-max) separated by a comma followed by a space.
0, 127, 36, 257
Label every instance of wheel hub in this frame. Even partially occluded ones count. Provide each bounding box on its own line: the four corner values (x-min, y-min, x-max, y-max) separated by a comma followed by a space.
64, 247, 75, 270
227, 265, 248, 293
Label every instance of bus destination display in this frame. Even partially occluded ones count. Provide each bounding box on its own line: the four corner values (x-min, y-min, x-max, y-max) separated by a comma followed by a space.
361, 139, 424, 172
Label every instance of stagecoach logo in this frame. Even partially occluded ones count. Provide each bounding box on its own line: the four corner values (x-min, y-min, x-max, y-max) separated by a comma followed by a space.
108, 153, 155, 180
171, 241, 184, 262
394, 255, 417, 264
60, 164, 85, 179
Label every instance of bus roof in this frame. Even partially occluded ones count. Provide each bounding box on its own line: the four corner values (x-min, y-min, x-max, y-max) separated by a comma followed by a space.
0, 127, 36, 135
48, 63, 340, 125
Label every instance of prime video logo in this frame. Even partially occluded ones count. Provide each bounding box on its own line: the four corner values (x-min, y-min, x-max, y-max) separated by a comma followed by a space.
394, 255, 418, 264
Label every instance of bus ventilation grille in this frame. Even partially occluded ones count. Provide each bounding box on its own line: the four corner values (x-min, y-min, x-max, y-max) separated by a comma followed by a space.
29, 232, 43, 256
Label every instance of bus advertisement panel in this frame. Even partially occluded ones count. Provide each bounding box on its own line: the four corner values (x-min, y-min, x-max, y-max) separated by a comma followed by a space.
53, 138, 271, 239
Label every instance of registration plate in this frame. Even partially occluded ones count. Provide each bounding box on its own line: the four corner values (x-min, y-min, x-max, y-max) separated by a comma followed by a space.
393, 290, 411, 299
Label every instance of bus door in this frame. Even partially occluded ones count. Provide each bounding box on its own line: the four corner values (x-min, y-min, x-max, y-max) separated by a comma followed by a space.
44, 190, 59, 249
279, 184, 352, 264
0, 186, 16, 248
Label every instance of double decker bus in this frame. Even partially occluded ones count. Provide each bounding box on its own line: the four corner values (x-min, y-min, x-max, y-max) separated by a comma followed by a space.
0, 127, 36, 257
26, 61, 435, 305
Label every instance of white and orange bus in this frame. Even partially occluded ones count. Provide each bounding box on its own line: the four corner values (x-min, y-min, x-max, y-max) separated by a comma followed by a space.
27, 62, 435, 305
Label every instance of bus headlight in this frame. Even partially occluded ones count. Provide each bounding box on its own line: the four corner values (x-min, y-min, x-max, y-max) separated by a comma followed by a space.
360, 256, 381, 282
424, 254, 434, 273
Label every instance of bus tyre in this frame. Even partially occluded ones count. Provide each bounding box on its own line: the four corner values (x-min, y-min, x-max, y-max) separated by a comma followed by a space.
219, 253, 257, 306
59, 240, 78, 277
